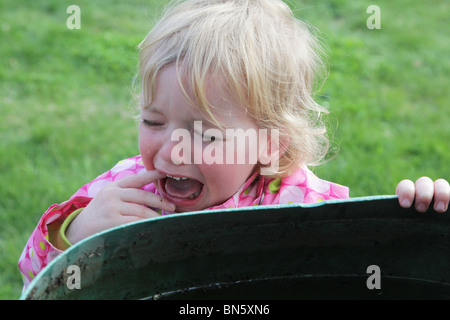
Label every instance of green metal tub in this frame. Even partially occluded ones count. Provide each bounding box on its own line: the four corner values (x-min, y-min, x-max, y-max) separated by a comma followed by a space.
21, 196, 450, 300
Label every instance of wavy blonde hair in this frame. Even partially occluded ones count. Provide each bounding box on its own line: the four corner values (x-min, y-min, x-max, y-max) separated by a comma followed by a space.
138, 0, 329, 177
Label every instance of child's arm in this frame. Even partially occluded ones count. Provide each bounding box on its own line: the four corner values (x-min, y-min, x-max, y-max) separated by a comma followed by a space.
396, 177, 449, 212
17, 170, 175, 292
18, 196, 92, 291
18, 155, 175, 292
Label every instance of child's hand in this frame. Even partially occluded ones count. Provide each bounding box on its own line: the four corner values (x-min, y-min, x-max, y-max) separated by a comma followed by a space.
66, 170, 175, 244
396, 177, 449, 213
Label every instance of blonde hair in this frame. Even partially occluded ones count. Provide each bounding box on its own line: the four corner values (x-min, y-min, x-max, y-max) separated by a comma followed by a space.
138, 0, 329, 177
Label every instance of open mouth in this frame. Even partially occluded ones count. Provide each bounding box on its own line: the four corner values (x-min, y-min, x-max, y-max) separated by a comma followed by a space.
159, 175, 204, 206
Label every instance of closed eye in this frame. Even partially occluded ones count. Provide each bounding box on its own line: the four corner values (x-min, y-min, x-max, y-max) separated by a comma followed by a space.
142, 119, 164, 127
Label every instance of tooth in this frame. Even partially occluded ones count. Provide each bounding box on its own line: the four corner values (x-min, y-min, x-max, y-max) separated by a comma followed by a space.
166, 174, 189, 181
187, 189, 201, 200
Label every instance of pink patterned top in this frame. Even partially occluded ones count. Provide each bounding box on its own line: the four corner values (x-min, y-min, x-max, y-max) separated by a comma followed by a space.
18, 155, 349, 291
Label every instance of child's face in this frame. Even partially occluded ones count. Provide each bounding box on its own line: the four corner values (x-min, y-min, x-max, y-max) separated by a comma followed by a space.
139, 63, 260, 212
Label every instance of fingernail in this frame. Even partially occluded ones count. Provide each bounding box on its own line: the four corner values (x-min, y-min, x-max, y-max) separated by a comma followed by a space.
166, 202, 176, 212
416, 203, 427, 212
435, 201, 445, 212
401, 199, 411, 208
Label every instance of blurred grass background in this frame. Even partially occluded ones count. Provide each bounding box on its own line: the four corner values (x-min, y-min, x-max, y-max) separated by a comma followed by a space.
0, 0, 448, 299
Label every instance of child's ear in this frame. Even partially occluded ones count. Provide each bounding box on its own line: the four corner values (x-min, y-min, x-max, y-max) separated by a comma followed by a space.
257, 129, 290, 176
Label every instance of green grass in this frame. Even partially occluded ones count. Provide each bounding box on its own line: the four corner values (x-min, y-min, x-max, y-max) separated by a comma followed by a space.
1, 0, 448, 299
301, 0, 449, 194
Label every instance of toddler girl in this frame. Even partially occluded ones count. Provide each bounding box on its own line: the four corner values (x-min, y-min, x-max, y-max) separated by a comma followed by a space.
18, 0, 449, 291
